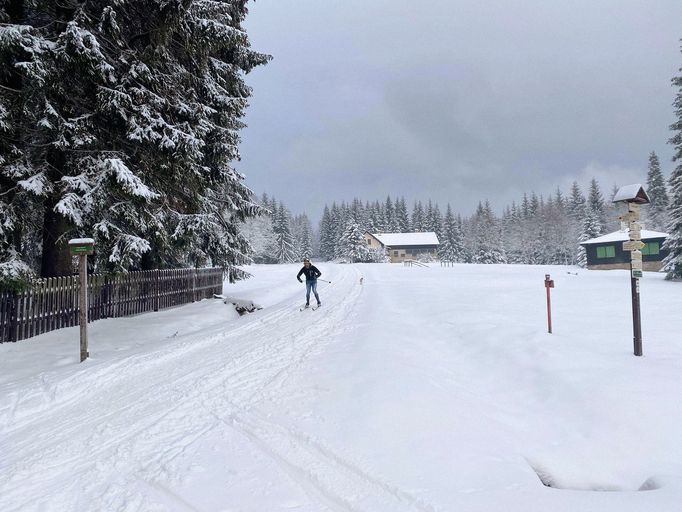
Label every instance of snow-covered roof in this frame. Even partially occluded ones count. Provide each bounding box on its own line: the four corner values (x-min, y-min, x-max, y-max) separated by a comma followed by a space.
612, 184, 650, 204
580, 229, 668, 245
368, 232, 440, 247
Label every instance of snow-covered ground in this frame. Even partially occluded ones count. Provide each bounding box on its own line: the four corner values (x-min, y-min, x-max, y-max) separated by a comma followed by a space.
1, 263, 682, 511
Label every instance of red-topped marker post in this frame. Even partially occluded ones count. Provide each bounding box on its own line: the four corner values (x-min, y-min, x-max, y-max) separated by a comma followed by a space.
69, 238, 94, 362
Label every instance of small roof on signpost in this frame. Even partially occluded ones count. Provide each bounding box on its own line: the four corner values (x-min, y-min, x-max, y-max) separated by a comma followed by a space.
612, 184, 650, 204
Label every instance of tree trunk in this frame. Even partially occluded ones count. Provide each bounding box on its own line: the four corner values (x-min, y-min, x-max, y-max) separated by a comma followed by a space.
40, 197, 73, 277
40, 149, 72, 277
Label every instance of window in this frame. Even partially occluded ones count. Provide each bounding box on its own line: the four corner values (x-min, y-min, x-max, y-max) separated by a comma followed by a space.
596, 245, 615, 258
642, 241, 660, 256
394, 251, 399, 256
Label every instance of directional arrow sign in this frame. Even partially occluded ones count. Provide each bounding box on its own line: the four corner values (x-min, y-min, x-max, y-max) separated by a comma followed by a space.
619, 212, 640, 222
623, 240, 645, 251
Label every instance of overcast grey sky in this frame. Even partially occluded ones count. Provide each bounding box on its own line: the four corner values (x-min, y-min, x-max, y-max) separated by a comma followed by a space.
239, 0, 682, 219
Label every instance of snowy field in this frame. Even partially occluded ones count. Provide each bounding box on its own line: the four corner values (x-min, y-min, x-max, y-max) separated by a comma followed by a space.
1, 263, 682, 512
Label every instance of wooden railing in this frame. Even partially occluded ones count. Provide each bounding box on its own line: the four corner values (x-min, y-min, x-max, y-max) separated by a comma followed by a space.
403, 259, 429, 268
0, 268, 223, 343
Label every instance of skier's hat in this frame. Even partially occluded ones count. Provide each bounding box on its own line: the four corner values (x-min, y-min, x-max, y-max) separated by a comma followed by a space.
303, 258, 310, 262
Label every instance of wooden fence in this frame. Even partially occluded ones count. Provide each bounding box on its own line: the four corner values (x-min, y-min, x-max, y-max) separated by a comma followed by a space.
0, 268, 224, 343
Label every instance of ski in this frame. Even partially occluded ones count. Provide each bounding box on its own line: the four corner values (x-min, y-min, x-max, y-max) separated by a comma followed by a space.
299, 305, 310, 311
312, 304, 322, 311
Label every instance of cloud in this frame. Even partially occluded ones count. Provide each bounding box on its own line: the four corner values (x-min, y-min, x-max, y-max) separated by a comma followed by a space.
240, 0, 682, 220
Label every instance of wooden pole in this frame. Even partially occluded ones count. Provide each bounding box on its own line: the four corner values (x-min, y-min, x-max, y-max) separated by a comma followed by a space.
79, 254, 89, 362
545, 274, 553, 334
630, 271, 643, 356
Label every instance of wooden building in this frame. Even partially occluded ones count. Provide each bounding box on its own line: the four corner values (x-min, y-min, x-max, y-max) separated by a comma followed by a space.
580, 229, 669, 271
365, 232, 440, 263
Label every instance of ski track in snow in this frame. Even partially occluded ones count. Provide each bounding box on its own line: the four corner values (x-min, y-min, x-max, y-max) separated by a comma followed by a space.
0, 265, 438, 512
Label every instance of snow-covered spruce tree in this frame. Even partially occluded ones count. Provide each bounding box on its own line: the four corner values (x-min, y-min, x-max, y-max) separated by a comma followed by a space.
330, 203, 345, 258
395, 196, 410, 232
588, 178, 607, 234
548, 188, 573, 265
338, 220, 369, 263
0, 1, 269, 279
664, 50, 682, 280
272, 202, 297, 263
566, 181, 587, 264
292, 213, 313, 260
384, 196, 398, 232
645, 151, 670, 231
318, 205, 335, 260
0, 4, 51, 283
577, 208, 601, 268
240, 194, 276, 264
438, 204, 459, 262
664, 167, 682, 279
471, 201, 507, 264
411, 201, 424, 232
502, 202, 524, 264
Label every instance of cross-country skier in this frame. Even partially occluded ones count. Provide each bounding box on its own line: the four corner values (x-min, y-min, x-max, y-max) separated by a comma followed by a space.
297, 258, 321, 308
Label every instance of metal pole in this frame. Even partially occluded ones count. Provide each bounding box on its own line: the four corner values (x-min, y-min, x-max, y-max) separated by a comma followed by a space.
630, 270, 643, 356
79, 254, 89, 362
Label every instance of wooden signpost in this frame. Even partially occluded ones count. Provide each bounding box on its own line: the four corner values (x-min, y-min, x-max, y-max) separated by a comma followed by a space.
612, 185, 650, 357
69, 238, 94, 362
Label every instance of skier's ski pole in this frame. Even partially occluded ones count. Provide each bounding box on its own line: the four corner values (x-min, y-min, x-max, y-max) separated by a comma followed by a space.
318, 279, 331, 283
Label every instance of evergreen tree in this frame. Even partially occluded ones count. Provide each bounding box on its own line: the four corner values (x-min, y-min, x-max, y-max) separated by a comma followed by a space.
645, 151, 670, 231
272, 202, 297, 263
0, 0, 269, 282
338, 220, 370, 262
318, 205, 335, 260
472, 201, 506, 264
296, 214, 314, 260
241, 196, 276, 264
588, 178, 607, 233
411, 201, 424, 232
439, 204, 464, 262
384, 196, 398, 232
664, 49, 682, 280
577, 209, 601, 268
395, 196, 410, 232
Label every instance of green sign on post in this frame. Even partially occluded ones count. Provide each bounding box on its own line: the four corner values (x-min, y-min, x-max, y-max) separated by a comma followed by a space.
68, 238, 95, 256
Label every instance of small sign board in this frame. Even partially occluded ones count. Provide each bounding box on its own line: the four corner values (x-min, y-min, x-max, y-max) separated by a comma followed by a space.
632, 269, 643, 279
630, 250, 642, 261
628, 202, 641, 213
623, 240, 645, 251
68, 238, 95, 256
618, 212, 640, 222
631, 260, 643, 271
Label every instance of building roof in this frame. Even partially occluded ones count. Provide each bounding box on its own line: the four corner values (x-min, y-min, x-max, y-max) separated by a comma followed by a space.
580, 229, 668, 246
369, 232, 440, 247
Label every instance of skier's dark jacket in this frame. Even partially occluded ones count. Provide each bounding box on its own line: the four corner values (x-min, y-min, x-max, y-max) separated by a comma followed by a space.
297, 265, 321, 282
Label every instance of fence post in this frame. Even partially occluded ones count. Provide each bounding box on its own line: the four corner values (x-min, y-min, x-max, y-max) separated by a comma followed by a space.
9, 292, 19, 342
154, 270, 160, 312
